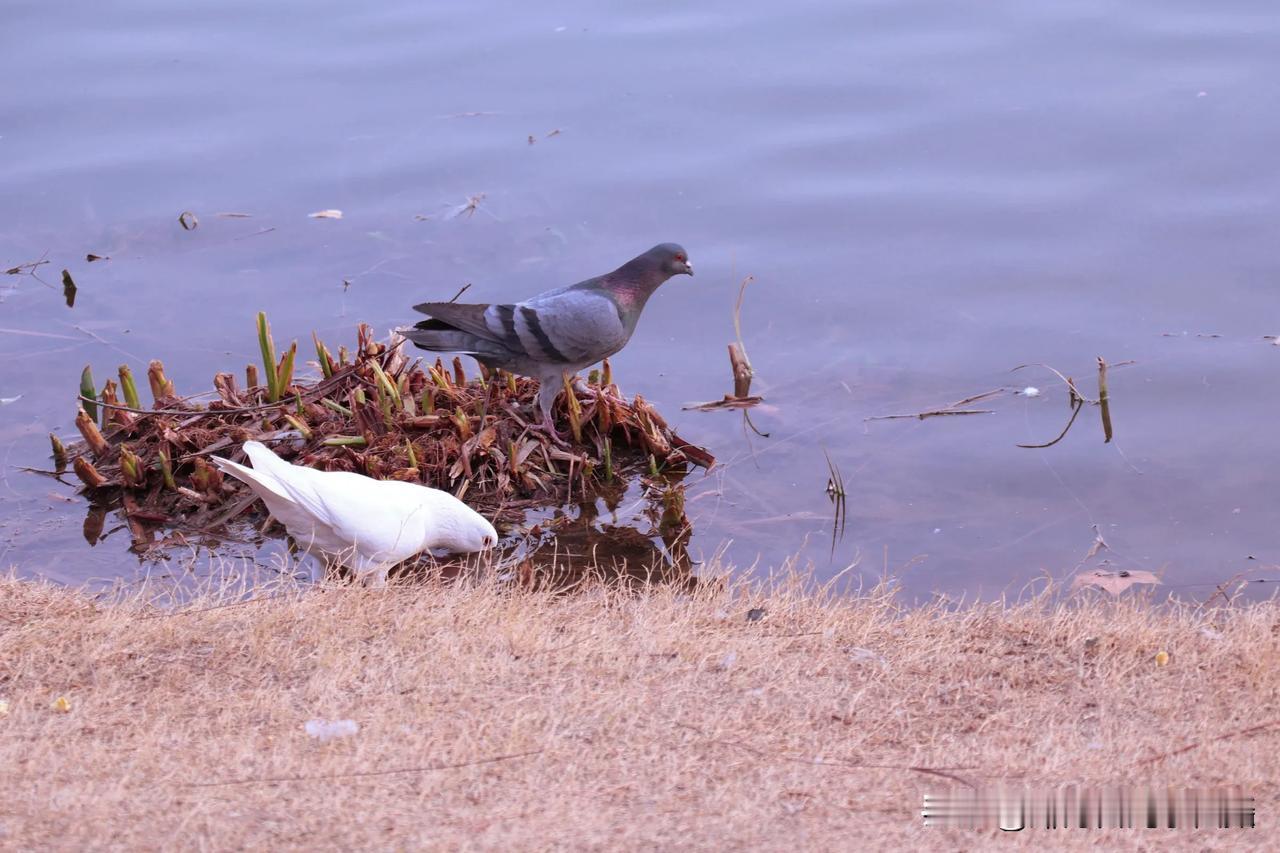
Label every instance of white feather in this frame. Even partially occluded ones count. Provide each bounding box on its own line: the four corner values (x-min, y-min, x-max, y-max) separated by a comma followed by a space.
212, 441, 497, 583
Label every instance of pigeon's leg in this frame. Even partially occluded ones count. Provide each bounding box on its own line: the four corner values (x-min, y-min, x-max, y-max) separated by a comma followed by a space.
358, 560, 390, 588
527, 379, 570, 446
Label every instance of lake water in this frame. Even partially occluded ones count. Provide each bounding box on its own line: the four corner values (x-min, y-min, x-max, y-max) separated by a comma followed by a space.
4, 0, 1280, 600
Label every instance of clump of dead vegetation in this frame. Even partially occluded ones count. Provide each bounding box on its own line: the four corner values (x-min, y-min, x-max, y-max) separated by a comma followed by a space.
54, 314, 713, 553
0, 568, 1276, 848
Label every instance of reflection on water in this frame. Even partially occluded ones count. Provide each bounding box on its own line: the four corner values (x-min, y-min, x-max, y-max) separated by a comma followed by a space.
512, 474, 698, 589
4, 0, 1280, 600
55, 460, 701, 591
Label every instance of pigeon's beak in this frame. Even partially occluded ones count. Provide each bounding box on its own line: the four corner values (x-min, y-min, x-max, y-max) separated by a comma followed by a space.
683, 262, 694, 277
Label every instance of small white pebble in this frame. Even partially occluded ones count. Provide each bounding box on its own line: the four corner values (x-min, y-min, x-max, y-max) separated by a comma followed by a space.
305, 719, 359, 741
846, 647, 886, 665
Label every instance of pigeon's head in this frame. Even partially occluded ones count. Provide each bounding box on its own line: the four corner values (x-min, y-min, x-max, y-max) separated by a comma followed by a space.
436, 507, 499, 555
463, 512, 496, 550
646, 243, 693, 278
465, 517, 500, 553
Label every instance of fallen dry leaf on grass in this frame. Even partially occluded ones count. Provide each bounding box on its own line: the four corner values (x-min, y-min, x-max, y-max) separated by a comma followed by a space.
1071, 569, 1162, 595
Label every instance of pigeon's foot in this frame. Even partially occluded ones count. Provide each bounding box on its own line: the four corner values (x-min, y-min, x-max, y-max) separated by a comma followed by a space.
528, 409, 571, 447
360, 566, 391, 588
504, 397, 571, 446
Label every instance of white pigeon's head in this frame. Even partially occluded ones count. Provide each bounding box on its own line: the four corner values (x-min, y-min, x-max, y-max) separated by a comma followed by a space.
433, 505, 499, 555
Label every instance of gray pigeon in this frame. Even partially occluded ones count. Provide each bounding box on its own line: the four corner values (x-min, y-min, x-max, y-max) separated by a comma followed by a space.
402, 243, 693, 434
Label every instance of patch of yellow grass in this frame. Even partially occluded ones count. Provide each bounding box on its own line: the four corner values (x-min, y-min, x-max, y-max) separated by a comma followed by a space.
0, 569, 1276, 850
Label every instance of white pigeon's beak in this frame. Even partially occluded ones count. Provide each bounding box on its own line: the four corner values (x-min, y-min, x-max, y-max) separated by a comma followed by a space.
683, 262, 694, 276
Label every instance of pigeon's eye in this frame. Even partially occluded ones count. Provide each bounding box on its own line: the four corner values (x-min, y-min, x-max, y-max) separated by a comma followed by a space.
675, 254, 685, 262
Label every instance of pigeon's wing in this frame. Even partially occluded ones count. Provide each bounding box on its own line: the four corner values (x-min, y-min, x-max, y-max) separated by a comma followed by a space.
267, 468, 431, 561
510, 288, 629, 365
412, 282, 626, 366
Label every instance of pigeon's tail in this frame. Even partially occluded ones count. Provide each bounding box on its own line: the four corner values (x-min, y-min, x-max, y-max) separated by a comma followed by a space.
211, 444, 315, 535
240, 440, 292, 477
400, 320, 499, 359
210, 450, 290, 504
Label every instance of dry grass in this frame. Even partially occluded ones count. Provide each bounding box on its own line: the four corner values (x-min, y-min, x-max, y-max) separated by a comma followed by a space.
1, 568, 1277, 851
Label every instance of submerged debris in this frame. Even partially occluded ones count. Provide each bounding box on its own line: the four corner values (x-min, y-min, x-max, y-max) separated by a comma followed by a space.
62, 315, 713, 554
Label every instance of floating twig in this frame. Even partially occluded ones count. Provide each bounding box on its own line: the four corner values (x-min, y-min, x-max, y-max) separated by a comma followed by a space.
1097, 356, 1113, 443
866, 409, 994, 422
1015, 359, 1121, 449
866, 388, 1004, 422
1017, 398, 1083, 449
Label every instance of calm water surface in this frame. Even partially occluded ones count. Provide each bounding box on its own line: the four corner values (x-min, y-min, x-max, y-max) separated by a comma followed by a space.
4, 0, 1280, 598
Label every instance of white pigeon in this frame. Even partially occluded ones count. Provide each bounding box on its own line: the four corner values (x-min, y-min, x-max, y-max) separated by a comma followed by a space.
212, 440, 497, 584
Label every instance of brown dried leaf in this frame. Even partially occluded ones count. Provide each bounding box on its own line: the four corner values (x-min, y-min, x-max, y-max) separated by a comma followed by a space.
1071, 569, 1162, 596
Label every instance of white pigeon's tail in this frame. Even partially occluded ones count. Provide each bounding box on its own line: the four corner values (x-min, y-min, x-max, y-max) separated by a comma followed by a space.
211, 442, 304, 526
209, 456, 279, 498
240, 440, 294, 477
